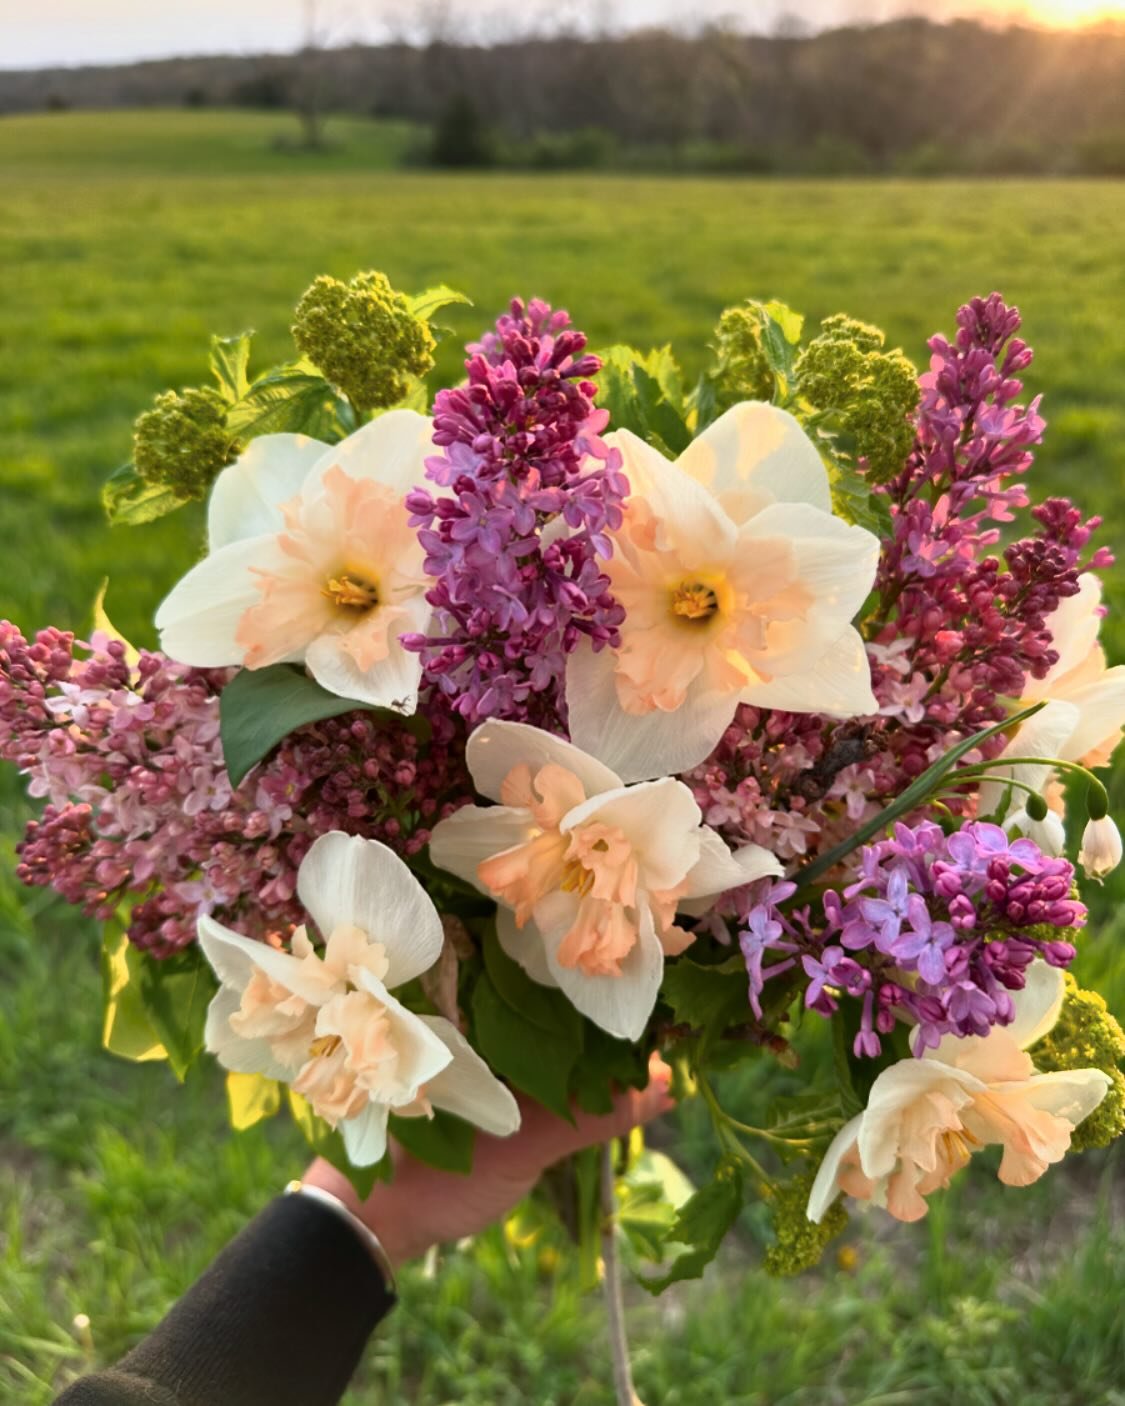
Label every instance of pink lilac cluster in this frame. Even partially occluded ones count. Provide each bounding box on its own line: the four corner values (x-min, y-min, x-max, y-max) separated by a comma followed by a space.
739, 820, 1084, 1059
0, 624, 471, 956
871, 293, 1111, 748
402, 298, 628, 728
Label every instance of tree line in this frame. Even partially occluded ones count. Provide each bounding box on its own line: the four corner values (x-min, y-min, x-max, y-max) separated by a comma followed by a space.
4, 19, 1125, 175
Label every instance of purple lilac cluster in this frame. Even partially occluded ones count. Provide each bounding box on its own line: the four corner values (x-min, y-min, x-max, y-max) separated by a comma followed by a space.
1, 624, 471, 955
872, 293, 1111, 747
739, 820, 1084, 1058
402, 298, 628, 728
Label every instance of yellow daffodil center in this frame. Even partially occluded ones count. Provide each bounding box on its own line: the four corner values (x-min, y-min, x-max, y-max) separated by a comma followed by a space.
323, 571, 380, 611
670, 580, 720, 624
308, 1033, 342, 1059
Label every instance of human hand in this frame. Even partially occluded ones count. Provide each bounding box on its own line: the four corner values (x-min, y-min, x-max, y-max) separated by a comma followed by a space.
302, 1052, 675, 1268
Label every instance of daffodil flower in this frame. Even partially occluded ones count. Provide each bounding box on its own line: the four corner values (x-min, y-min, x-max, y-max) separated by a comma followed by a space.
198, 831, 520, 1165
429, 720, 781, 1041
156, 411, 435, 712
981, 573, 1125, 820
807, 961, 1110, 1224
564, 401, 881, 782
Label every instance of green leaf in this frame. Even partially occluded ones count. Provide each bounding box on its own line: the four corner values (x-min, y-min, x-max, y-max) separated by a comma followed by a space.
763, 299, 805, 347
227, 362, 345, 441
470, 973, 580, 1121
407, 285, 472, 323
389, 1110, 475, 1174
617, 1147, 695, 1261
287, 1092, 388, 1199
210, 331, 253, 403
569, 1024, 649, 1116
830, 461, 895, 539
638, 1157, 744, 1293
226, 1072, 281, 1131
791, 699, 1049, 897
596, 345, 691, 455
481, 924, 583, 1042
661, 956, 748, 1034
101, 925, 169, 1064
136, 946, 215, 1083
102, 461, 188, 527
219, 663, 428, 788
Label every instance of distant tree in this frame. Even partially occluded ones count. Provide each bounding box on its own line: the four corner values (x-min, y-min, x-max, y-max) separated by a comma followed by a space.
182, 86, 209, 108
45, 93, 70, 112
429, 92, 495, 167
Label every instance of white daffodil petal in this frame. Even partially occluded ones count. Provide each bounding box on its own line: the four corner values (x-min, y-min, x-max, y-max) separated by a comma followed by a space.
977, 700, 1083, 820
297, 833, 444, 989
538, 893, 664, 1041
207, 433, 328, 551
305, 409, 434, 500
203, 986, 296, 1081
348, 970, 456, 1092
155, 535, 293, 667
1032, 574, 1104, 691
562, 777, 703, 892
465, 718, 623, 802
197, 914, 329, 1004
496, 906, 559, 987
415, 1015, 522, 1137
605, 427, 738, 558
565, 640, 738, 784
1006, 960, 1067, 1051
741, 627, 878, 719
681, 830, 783, 901
1057, 666, 1125, 763
806, 1114, 863, 1224
429, 805, 536, 894
1021, 1068, 1112, 1127
342, 1101, 391, 1167
746, 501, 880, 627
857, 1058, 978, 1180
304, 630, 425, 714
676, 401, 832, 522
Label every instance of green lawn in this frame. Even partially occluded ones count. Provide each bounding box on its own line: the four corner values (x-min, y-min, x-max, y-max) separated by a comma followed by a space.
2, 109, 1124, 1405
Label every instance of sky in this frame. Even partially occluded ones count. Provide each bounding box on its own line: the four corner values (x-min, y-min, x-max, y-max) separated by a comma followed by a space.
2, 0, 1124, 69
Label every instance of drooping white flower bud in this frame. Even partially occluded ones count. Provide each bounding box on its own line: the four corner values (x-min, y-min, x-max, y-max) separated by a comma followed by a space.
1079, 815, 1123, 881
1004, 805, 1066, 857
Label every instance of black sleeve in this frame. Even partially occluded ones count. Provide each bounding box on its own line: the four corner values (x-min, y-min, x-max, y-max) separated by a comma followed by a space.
54, 1193, 395, 1406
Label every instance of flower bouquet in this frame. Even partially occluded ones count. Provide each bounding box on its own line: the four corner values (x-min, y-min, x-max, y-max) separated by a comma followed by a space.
4, 274, 1125, 1379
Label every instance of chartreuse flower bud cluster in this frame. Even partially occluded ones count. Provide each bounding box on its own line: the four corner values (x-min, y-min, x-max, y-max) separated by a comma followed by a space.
763, 1169, 848, 1277
794, 314, 919, 483
707, 300, 786, 410
292, 270, 436, 416
1031, 973, 1125, 1151
132, 386, 240, 501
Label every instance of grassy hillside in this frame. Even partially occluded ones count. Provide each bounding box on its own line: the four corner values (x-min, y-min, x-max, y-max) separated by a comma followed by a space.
2, 111, 1124, 1405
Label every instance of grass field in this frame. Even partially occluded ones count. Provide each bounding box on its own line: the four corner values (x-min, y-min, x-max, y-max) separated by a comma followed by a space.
1, 110, 1124, 1405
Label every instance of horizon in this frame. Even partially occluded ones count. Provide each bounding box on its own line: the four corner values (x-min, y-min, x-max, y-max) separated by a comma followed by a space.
3, 0, 1125, 72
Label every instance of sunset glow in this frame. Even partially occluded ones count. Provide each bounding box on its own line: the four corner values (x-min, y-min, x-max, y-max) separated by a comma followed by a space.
1018, 0, 1125, 25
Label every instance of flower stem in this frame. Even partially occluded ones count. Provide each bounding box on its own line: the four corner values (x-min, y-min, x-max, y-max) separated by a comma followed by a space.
600, 1141, 642, 1406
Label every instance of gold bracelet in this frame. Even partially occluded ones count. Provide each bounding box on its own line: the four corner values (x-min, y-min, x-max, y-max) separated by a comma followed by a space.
284, 1179, 397, 1292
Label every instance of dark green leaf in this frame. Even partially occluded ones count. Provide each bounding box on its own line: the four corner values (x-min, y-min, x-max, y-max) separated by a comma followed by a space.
137, 947, 215, 1082
210, 331, 253, 403
407, 285, 472, 322
389, 1110, 475, 1174
830, 462, 895, 539
661, 956, 748, 1034
219, 663, 428, 787
595, 345, 691, 455
570, 1024, 649, 1115
227, 363, 345, 441
470, 973, 580, 1121
638, 1158, 744, 1293
102, 461, 189, 527
481, 923, 583, 1042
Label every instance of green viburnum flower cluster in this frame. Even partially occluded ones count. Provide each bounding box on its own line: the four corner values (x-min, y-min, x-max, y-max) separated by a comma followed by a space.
708, 301, 780, 410
1030, 973, 1125, 1152
763, 1169, 848, 1277
132, 386, 240, 501
794, 314, 919, 483
292, 271, 436, 415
